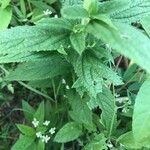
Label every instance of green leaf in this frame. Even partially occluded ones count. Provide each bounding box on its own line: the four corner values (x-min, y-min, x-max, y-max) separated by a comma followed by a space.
0, 52, 59, 63
99, 0, 150, 23
0, 6, 12, 31
70, 31, 86, 55
54, 122, 82, 143
73, 51, 122, 98
87, 20, 150, 74
83, 134, 107, 150
1, 0, 11, 9
16, 124, 36, 136
83, 0, 98, 15
0, 25, 70, 55
61, 0, 82, 6
37, 18, 74, 30
68, 91, 94, 130
141, 16, 150, 37
11, 135, 35, 150
61, 5, 89, 19
118, 131, 143, 149
34, 101, 45, 124
132, 78, 150, 142
88, 87, 117, 137
22, 100, 35, 122
5, 55, 71, 81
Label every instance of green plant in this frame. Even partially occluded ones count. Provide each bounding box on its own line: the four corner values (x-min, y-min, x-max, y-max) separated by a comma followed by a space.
0, 0, 150, 149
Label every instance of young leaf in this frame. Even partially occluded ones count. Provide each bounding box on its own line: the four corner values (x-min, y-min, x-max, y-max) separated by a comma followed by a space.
87, 20, 150, 74
61, 5, 89, 19
88, 86, 117, 137
132, 78, 150, 142
34, 101, 45, 124
83, 0, 98, 15
70, 31, 86, 55
11, 135, 36, 150
5, 55, 71, 81
22, 100, 35, 122
54, 122, 82, 143
16, 124, 36, 136
0, 6, 12, 31
68, 91, 94, 130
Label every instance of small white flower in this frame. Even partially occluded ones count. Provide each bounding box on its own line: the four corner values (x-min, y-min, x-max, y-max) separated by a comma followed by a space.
116, 97, 128, 103
43, 120, 50, 126
62, 79, 66, 84
122, 108, 129, 113
54, 14, 58, 18
49, 127, 56, 135
36, 132, 42, 138
66, 85, 70, 89
41, 135, 51, 143
107, 143, 113, 148
43, 9, 52, 16
32, 118, 39, 128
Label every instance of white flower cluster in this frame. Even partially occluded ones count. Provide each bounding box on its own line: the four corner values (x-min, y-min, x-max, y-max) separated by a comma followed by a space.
32, 118, 56, 143
36, 132, 50, 143
43, 9, 58, 18
61, 78, 70, 90
43, 9, 52, 16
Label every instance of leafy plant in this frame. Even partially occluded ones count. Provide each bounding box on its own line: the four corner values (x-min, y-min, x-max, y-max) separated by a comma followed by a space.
0, 0, 150, 149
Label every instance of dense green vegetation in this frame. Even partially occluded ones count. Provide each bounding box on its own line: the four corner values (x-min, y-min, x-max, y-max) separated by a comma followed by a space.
0, 0, 150, 149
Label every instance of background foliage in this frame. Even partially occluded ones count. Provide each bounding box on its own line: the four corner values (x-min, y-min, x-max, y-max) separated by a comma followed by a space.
0, 0, 150, 150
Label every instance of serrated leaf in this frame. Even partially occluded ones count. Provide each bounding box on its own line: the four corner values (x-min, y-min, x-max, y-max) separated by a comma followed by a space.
99, 0, 150, 23
5, 55, 71, 81
54, 122, 82, 143
16, 124, 35, 136
68, 91, 94, 131
37, 18, 74, 30
88, 87, 117, 137
34, 101, 44, 124
0, 25, 70, 55
22, 100, 35, 122
0, 6, 12, 31
87, 20, 150, 74
111, 0, 150, 23
0, 52, 57, 63
73, 51, 122, 98
70, 31, 86, 55
61, 0, 83, 6
61, 5, 89, 19
11, 135, 35, 150
132, 78, 150, 142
